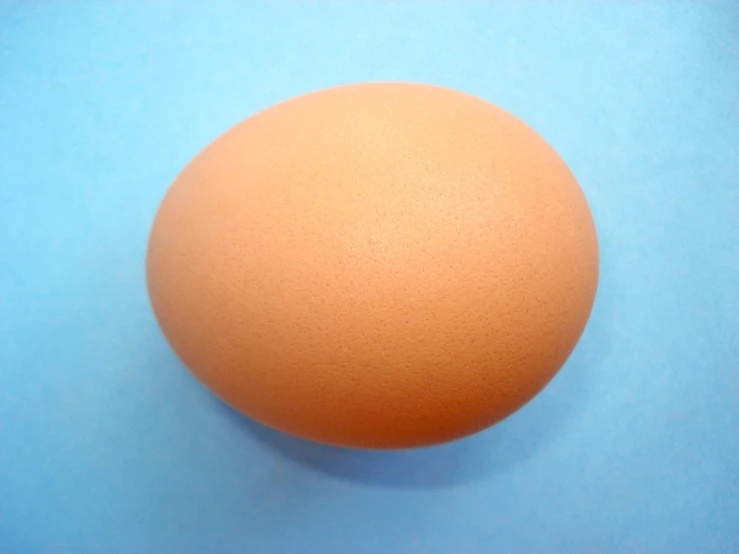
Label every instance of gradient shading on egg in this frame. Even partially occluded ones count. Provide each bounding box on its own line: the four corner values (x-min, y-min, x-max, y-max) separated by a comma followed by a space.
146, 82, 599, 449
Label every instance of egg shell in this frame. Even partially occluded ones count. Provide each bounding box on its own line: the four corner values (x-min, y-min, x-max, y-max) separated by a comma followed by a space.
146, 82, 599, 449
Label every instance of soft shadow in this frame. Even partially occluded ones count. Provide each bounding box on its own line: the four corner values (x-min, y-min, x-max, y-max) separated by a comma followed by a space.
213, 276, 613, 489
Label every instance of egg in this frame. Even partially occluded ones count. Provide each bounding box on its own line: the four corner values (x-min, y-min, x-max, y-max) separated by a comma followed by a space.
146, 82, 599, 449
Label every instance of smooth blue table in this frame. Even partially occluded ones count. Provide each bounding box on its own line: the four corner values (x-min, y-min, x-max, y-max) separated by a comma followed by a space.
2, 2, 737, 552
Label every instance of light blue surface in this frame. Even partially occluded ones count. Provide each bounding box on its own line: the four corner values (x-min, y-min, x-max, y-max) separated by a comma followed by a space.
2, 2, 738, 552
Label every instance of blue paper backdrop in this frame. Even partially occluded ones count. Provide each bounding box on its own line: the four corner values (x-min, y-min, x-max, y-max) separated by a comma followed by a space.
2, 2, 737, 553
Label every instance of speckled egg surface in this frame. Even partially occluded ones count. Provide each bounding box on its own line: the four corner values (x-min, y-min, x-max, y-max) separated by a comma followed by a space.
146, 82, 599, 449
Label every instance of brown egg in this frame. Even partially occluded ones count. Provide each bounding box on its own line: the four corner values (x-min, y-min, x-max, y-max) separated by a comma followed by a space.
146, 82, 599, 449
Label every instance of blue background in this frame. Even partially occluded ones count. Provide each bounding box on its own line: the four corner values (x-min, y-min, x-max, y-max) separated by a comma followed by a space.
2, 2, 738, 552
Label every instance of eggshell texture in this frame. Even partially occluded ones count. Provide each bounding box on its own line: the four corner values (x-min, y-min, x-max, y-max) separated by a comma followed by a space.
146, 82, 599, 449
